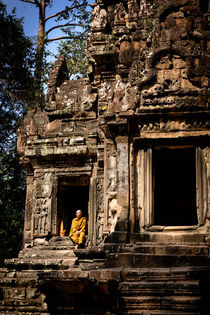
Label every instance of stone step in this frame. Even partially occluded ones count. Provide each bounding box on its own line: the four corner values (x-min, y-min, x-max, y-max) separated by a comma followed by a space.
48, 236, 75, 245
119, 296, 201, 312
120, 312, 200, 315
19, 247, 73, 252
134, 244, 209, 256
106, 253, 210, 268
104, 243, 209, 256
119, 280, 201, 296
120, 266, 210, 282
21, 245, 75, 251
4, 257, 77, 271
18, 249, 75, 259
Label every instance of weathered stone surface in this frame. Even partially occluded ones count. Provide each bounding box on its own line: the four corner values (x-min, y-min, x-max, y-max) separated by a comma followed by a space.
1, 0, 210, 313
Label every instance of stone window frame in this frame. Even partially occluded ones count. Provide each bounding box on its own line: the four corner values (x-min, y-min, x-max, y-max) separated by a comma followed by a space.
135, 143, 208, 232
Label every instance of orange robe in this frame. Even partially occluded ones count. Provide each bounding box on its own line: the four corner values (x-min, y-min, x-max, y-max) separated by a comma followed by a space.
69, 217, 87, 244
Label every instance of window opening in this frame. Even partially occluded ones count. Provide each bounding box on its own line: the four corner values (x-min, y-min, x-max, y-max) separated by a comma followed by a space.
153, 147, 197, 226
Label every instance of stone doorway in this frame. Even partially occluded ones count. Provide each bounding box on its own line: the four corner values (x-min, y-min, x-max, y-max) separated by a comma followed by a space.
57, 176, 89, 237
153, 147, 198, 226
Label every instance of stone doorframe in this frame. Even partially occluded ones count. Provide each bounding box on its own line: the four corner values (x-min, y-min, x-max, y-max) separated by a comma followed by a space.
51, 173, 98, 246
131, 139, 208, 236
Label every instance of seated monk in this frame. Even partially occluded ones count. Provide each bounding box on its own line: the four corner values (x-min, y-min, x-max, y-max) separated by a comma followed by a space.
69, 209, 87, 248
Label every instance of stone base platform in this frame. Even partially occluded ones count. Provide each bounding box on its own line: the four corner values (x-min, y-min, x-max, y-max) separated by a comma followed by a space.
0, 241, 209, 314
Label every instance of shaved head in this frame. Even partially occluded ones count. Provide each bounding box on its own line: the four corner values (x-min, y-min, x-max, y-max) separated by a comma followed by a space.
76, 209, 82, 218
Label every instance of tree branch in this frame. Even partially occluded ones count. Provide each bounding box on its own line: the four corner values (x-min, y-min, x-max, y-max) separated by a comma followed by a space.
46, 23, 87, 35
19, 0, 36, 4
45, 3, 86, 22
47, 35, 85, 42
19, 0, 40, 6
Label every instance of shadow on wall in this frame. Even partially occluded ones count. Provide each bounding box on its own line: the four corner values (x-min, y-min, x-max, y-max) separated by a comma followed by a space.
40, 279, 119, 314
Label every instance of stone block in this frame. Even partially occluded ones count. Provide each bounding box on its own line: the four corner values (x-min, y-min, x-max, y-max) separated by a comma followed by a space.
4, 287, 26, 300
106, 253, 133, 268
174, 280, 200, 295
119, 281, 166, 296
70, 136, 85, 146
26, 288, 40, 299
205, 236, 210, 244
161, 296, 201, 311
134, 245, 155, 254
104, 231, 128, 243
120, 295, 162, 310
181, 234, 205, 243
89, 268, 121, 281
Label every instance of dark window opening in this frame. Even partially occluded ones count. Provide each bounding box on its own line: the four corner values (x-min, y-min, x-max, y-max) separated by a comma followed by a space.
153, 147, 197, 226
57, 178, 89, 236
199, 0, 208, 13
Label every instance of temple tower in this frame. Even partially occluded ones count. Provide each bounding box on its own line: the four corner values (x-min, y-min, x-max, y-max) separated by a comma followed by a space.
0, 0, 209, 313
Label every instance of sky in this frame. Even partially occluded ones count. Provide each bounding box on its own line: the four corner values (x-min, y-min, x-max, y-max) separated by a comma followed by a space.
3, 0, 93, 61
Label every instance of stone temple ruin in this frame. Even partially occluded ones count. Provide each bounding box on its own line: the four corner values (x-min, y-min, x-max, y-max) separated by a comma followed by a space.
0, 0, 210, 313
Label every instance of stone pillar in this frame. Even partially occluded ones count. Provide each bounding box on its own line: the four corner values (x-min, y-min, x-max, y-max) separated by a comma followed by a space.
51, 173, 58, 236
129, 143, 140, 237
23, 173, 34, 248
207, 148, 210, 222
115, 136, 130, 237
88, 178, 97, 246
103, 138, 117, 235
103, 134, 130, 243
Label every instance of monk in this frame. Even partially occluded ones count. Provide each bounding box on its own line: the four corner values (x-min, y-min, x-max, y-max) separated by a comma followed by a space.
69, 209, 87, 248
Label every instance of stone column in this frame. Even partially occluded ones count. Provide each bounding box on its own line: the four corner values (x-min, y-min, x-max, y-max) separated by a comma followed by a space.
88, 177, 97, 246
103, 138, 117, 235
114, 136, 130, 241
23, 173, 34, 248
51, 173, 58, 236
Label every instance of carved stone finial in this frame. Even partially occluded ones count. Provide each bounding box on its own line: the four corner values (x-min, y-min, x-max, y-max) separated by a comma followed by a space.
46, 54, 69, 104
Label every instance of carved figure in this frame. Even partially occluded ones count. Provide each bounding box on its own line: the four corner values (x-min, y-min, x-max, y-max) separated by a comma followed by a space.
34, 206, 48, 234
92, 5, 107, 31
97, 212, 104, 242
114, 3, 127, 26
128, 0, 139, 21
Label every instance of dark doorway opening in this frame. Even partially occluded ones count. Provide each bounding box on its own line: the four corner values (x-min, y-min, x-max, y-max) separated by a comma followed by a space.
57, 177, 89, 236
153, 147, 197, 226
199, 0, 208, 13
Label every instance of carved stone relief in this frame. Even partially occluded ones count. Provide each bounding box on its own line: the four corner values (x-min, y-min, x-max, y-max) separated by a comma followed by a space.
114, 3, 127, 27
34, 199, 50, 235
96, 178, 104, 243
128, 0, 139, 22
103, 80, 139, 115
92, 5, 107, 31
140, 54, 199, 107
33, 173, 53, 237
138, 120, 210, 133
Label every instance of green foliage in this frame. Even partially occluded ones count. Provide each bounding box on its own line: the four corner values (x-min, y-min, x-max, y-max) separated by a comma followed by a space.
0, 1, 35, 119
55, 0, 89, 27
0, 152, 25, 266
0, 1, 34, 266
55, 0, 90, 78
57, 38, 87, 79
41, 0, 90, 85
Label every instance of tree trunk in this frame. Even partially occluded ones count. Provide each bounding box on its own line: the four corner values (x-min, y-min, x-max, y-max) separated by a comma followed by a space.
34, 0, 46, 106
